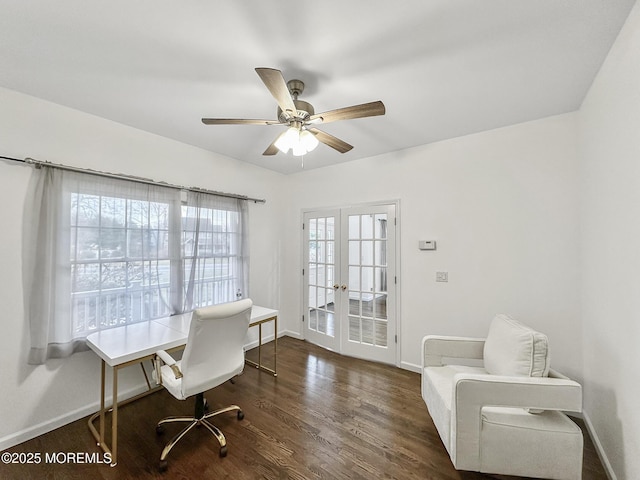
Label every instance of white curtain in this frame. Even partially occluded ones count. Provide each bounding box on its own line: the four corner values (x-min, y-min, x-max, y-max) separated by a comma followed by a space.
24, 166, 249, 365
181, 191, 250, 312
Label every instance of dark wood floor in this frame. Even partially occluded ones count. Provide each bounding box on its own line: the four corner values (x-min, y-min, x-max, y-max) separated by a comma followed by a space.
0, 337, 607, 479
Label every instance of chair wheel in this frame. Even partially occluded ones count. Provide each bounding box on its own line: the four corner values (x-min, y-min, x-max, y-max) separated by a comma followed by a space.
159, 459, 168, 472
156, 425, 165, 435
237, 410, 244, 420
219, 445, 228, 457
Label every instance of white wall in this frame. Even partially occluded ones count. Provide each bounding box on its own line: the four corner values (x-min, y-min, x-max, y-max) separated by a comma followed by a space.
578, 1, 640, 478
280, 112, 582, 377
3, 8, 639, 474
0, 86, 286, 449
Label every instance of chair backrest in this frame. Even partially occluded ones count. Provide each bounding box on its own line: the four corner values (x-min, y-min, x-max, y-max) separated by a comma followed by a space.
180, 298, 252, 398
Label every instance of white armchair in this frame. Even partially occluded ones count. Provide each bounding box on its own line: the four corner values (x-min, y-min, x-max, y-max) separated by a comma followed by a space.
421, 314, 584, 479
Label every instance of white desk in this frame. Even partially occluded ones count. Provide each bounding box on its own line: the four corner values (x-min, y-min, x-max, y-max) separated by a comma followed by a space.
86, 306, 278, 466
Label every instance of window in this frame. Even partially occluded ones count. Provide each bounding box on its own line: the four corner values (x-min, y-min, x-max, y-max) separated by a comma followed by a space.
26, 167, 249, 363
182, 203, 245, 309
70, 193, 173, 336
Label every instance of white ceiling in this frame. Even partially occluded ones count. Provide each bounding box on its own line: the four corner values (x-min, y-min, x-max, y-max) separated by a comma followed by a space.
0, 1, 635, 174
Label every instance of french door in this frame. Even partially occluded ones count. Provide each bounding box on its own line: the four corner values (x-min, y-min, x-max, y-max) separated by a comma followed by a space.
303, 204, 397, 364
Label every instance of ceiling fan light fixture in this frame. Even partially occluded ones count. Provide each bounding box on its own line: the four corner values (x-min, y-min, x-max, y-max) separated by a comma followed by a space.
300, 129, 319, 151
274, 126, 319, 156
292, 141, 307, 157
274, 127, 297, 154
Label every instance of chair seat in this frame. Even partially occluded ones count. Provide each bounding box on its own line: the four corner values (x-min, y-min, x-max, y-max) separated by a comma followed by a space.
422, 365, 486, 455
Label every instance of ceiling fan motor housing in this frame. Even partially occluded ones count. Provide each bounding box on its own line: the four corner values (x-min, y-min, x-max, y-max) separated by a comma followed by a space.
278, 99, 315, 123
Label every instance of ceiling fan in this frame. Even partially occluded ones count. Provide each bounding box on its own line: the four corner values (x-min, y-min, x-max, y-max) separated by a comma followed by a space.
202, 68, 386, 157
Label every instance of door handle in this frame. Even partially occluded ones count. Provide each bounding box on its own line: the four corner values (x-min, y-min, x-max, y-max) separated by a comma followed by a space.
341, 284, 347, 291
333, 284, 340, 290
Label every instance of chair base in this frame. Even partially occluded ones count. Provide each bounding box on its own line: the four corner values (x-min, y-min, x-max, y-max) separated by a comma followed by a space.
156, 393, 244, 472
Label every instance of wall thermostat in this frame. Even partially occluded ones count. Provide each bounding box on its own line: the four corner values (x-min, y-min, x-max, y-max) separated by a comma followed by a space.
419, 240, 436, 250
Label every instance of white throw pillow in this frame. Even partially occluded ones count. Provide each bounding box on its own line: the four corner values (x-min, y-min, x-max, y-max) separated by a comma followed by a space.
483, 314, 550, 377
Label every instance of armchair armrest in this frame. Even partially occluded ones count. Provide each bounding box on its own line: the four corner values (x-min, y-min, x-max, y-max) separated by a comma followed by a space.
154, 350, 183, 384
451, 372, 583, 470
422, 335, 486, 367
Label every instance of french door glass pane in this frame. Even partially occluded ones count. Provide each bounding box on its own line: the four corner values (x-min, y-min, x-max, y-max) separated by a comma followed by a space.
309, 308, 317, 330
318, 217, 326, 240
374, 214, 387, 239
349, 241, 359, 264
361, 215, 373, 239
361, 318, 374, 344
349, 266, 360, 290
361, 266, 373, 295
349, 316, 360, 341
309, 285, 317, 308
361, 241, 373, 265
349, 294, 360, 316
374, 240, 386, 266
375, 320, 388, 346
307, 215, 336, 338
327, 217, 335, 239
345, 212, 390, 349
348, 216, 359, 239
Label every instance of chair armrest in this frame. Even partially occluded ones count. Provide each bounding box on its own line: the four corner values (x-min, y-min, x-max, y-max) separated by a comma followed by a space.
450, 372, 583, 470
154, 350, 183, 383
422, 335, 486, 367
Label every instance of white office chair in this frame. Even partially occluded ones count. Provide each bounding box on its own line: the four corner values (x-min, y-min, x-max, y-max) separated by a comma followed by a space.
154, 298, 252, 472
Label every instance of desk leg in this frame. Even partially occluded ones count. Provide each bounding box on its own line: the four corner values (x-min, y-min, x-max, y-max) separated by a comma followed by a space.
245, 316, 278, 377
274, 316, 277, 377
258, 323, 262, 369
111, 366, 118, 466
88, 358, 166, 466
99, 360, 105, 447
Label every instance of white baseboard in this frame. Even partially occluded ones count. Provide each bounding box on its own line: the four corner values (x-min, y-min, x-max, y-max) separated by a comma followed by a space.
244, 334, 275, 350
0, 383, 149, 452
400, 360, 421, 373
582, 410, 617, 480
280, 330, 303, 340
244, 330, 301, 350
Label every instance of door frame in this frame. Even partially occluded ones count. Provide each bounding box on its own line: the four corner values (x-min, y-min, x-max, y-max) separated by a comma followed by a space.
300, 199, 401, 367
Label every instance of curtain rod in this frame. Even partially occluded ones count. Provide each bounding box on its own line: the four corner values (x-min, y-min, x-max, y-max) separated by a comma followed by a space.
0, 155, 266, 204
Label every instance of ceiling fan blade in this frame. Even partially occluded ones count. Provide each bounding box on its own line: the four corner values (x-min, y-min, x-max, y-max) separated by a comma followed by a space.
263, 131, 286, 156
202, 118, 280, 125
263, 141, 280, 156
255, 67, 297, 117
309, 101, 385, 124
308, 128, 353, 154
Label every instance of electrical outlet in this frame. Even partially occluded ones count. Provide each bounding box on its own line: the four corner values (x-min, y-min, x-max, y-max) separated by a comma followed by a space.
436, 272, 448, 282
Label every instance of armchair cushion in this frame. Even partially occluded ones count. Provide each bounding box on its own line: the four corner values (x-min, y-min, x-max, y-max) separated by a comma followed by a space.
483, 314, 550, 377
422, 364, 486, 457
